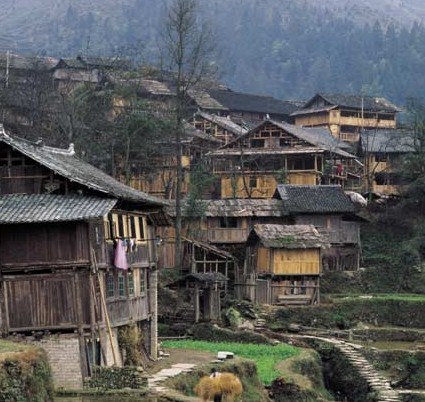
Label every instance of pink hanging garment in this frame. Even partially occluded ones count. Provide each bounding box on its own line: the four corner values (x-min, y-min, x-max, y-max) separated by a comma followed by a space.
114, 239, 128, 270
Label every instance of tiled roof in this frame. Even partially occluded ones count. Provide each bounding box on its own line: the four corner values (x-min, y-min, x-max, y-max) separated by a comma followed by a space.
275, 185, 356, 214
271, 121, 354, 156
189, 90, 228, 110
250, 224, 329, 249
195, 112, 248, 136
0, 194, 116, 223
360, 129, 414, 153
0, 127, 166, 206
300, 93, 400, 113
0, 53, 59, 70
182, 122, 221, 144
213, 120, 355, 159
169, 198, 287, 217
207, 89, 301, 115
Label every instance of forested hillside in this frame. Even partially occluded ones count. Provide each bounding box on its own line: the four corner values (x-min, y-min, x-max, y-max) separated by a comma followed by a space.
2, 0, 425, 104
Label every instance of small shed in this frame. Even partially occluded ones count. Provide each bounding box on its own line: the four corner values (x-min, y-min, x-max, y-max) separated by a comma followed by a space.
243, 224, 330, 305
170, 272, 227, 322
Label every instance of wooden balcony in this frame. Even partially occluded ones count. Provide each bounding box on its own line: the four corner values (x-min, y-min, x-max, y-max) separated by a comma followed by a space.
100, 242, 151, 268
107, 295, 150, 327
329, 115, 396, 129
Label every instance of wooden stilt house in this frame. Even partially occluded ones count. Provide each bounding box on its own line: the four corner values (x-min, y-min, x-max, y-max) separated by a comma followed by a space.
209, 119, 359, 198
274, 185, 362, 271
0, 126, 166, 387
359, 129, 413, 196
292, 93, 400, 143
242, 224, 330, 305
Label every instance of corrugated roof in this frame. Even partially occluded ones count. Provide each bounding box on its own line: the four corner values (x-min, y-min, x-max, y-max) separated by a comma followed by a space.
360, 129, 414, 153
251, 224, 329, 249
0, 194, 116, 223
274, 185, 356, 214
0, 127, 166, 207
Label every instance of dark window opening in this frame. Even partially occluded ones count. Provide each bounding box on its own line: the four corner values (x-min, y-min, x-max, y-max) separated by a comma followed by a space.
138, 217, 145, 240
118, 215, 125, 237
130, 216, 136, 238
375, 172, 403, 185
375, 153, 388, 162
251, 139, 265, 148
220, 217, 238, 228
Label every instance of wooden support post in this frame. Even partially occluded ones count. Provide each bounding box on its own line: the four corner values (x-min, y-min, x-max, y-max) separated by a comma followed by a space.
191, 243, 196, 273
91, 249, 118, 366
194, 283, 200, 323
225, 260, 228, 295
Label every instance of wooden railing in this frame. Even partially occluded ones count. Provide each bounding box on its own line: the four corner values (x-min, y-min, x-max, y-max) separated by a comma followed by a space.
106, 295, 150, 327
103, 242, 151, 268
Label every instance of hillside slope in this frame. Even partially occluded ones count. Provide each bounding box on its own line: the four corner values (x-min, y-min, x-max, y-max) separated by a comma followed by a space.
1, 0, 425, 104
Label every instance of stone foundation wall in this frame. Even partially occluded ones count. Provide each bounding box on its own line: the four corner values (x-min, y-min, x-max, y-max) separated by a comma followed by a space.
35, 334, 83, 389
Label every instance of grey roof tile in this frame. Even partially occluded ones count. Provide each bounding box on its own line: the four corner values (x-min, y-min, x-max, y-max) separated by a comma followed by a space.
0, 127, 166, 206
250, 224, 329, 249
168, 198, 287, 217
207, 89, 301, 115
360, 129, 414, 153
195, 112, 248, 136
275, 185, 356, 214
298, 93, 400, 114
0, 194, 116, 223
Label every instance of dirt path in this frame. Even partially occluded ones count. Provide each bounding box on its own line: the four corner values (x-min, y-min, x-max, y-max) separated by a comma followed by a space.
145, 348, 216, 375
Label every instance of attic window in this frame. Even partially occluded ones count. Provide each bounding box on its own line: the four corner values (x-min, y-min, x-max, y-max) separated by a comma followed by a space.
251, 139, 265, 148
280, 138, 292, 147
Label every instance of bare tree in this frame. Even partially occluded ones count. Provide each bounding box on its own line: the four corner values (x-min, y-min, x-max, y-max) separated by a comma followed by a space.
162, 0, 215, 271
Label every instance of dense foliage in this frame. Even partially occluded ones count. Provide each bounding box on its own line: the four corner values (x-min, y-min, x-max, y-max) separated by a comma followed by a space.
7, 0, 425, 105
0, 341, 53, 402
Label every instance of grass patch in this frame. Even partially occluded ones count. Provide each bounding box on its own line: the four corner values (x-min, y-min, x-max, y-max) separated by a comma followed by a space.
162, 339, 299, 385
0, 339, 28, 354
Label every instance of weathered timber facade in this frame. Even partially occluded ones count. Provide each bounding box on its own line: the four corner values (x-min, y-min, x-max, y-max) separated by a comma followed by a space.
292, 93, 400, 143
240, 224, 329, 305
127, 123, 221, 199
210, 120, 359, 198
274, 185, 362, 271
193, 111, 247, 146
0, 127, 166, 387
359, 129, 413, 195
